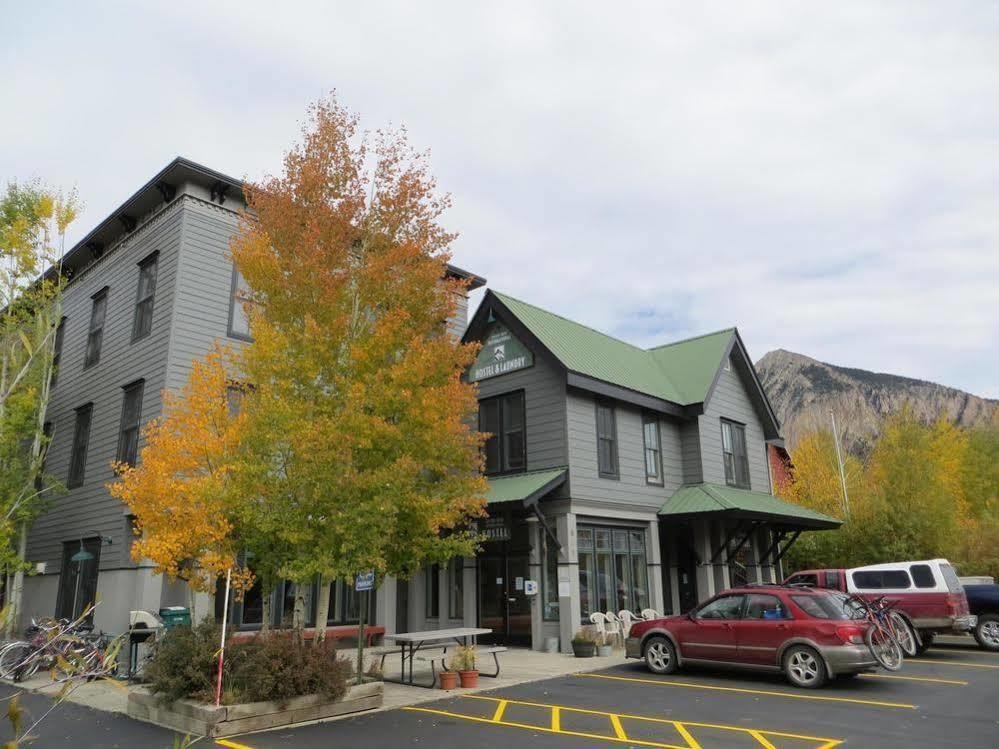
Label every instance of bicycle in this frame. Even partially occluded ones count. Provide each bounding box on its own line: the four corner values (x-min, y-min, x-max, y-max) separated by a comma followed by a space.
844, 595, 905, 670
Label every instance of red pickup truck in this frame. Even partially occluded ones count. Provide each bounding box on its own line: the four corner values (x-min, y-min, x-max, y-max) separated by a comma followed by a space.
784, 559, 976, 654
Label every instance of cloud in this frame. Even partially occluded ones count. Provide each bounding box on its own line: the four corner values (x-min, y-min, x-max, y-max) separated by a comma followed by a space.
3, 0, 997, 397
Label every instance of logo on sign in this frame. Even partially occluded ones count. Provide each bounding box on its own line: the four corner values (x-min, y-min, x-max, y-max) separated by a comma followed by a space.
355, 570, 375, 591
494, 344, 506, 361
469, 323, 533, 382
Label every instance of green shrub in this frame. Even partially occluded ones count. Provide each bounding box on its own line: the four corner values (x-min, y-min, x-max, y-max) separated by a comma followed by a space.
144, 617, 221, 705
145, 621, 351, 706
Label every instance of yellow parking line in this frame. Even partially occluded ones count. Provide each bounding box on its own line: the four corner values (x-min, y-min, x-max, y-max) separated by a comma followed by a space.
609, 713, 627, 739
910, 658, 999, 670
674, 722, 703, 749
577, 672, 916, 709
491, 699, 507, 722
859, 672, 968, 685
216, 741, 254, 749
460, 694, 843, 745
551, 705, 560, 732
749, 729, 778, 749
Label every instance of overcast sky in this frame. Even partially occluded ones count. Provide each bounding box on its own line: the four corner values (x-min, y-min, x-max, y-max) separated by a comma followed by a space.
4, 2, 997, 396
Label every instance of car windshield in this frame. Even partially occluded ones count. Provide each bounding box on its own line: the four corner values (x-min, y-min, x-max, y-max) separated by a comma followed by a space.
791, 593, 854, 620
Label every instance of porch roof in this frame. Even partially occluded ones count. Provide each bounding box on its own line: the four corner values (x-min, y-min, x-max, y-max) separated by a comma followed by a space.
486, 468, 567, 505
659, 483, 841, 530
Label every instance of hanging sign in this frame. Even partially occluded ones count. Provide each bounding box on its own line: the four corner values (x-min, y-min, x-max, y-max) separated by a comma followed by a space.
469, 323, 533, 382
355, 570, 375, 592
480, 516, 511, 542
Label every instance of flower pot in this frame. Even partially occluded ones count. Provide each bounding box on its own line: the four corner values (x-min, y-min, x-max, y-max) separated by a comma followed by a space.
597, 644, 614, 657
438, 670, 459, 690
458, 669, 479, 688
572, 641, 596, 658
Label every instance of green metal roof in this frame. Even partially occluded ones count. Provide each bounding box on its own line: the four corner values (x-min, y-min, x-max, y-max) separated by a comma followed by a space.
659, 483, 841, 529
492, 292, 734, 406
486, 468, 568, 505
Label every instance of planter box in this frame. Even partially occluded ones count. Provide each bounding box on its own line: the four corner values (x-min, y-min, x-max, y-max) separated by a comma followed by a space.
127, 681, 383, 737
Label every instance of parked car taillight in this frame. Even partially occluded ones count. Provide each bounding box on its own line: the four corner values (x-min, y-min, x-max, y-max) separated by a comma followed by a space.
946, 594, 960, 617
835, 625, 866, 645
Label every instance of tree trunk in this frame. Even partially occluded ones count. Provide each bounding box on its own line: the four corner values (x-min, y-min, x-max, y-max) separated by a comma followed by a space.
188, 582, 197, 622
6, 525, 27, 638
314, 577, 330, 643
260, 586, 272, 633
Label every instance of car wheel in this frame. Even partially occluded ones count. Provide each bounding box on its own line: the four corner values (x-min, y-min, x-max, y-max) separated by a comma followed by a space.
974, 615, 999, 652
914, 633, 934, 656
783, 645, 827, 689
643, 636, 678, 675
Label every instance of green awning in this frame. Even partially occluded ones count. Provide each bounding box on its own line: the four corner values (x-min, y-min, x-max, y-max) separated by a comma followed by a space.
659, 483, 841, 530
487, 468, 567, 505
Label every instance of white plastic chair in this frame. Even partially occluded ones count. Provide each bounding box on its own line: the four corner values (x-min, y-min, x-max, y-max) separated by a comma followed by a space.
589, 612, 608, 643
604, 611, 623, 646
641, 608, 662, 621
617, 610, 637, 638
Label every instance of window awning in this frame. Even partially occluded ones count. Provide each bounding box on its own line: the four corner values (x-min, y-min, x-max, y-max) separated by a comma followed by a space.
486, 468, 567, 505
659, 483, 841, 530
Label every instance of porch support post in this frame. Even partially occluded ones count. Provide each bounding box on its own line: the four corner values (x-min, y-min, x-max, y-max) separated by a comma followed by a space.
377, 575, 397, 634
526, 516, 544, 650
462, 557, 477, 628
556, 513, 580, 654
646, 520, 665, 615
694, 518, 715, 600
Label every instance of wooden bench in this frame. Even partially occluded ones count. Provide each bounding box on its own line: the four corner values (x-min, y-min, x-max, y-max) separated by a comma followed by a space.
229, 624, 385, 646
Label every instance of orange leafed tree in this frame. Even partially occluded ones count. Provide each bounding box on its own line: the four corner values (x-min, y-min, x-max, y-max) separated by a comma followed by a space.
230, 96, 488, 634
109, 345, 253, 605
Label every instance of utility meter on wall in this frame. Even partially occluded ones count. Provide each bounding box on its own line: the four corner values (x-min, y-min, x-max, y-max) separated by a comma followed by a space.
523, 580, 538, 596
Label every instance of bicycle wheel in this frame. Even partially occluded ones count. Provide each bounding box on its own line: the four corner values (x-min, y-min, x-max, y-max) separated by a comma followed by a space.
866, 625, 904, 671
888, 612, 918, 657
0, 642, 37, 681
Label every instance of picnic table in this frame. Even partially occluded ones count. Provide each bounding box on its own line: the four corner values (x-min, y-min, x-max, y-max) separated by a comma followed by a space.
380, 627, 492, 688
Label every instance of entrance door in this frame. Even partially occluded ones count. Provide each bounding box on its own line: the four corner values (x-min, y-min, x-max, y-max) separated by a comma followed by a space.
676, 531, 699, 613
477, 552, 532, 646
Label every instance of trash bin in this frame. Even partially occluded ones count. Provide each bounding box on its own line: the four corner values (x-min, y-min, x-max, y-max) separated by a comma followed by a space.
159, 606, 191, 629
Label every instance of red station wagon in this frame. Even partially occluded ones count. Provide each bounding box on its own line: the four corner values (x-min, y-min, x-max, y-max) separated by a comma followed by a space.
625, 585, 877, 688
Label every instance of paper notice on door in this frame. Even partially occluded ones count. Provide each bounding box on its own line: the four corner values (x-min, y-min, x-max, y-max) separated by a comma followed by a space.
515, 577, 524, 590
558, 581, 571, 597
496, 577, 503, 585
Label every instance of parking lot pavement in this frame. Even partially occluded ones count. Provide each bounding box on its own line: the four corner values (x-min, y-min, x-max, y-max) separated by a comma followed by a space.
231, 642, 999, 749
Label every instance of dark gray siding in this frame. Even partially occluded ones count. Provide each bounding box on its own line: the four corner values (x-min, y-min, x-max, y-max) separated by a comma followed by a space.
475, 354, 567, 474
679, 420, 703, 484
699, 354, 770, 492
565, 391, 681, 510
27, 200, 184, 570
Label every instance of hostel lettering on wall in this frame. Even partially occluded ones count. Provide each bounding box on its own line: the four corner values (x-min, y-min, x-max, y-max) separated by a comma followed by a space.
480, 516, 511, 542
469, 323, 534, 382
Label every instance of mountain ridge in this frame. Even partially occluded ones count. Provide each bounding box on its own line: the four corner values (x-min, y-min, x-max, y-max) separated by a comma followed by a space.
755, 349, 998, 453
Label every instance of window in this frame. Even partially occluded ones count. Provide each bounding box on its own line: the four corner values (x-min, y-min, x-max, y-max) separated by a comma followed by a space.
116, 380, 144, 466
792, 594, 852, 620
743, 594, 790, 620
721, 419, 750, 489
910, 564, 936, 589
596, 401, 618, 478
84, 288, 108, 368
478, 391, 526, 475
68, 404, 93, 488
448, 558, 464, 619
577, 524, 648, 621
55, 538, 102, 622
228, 266, 256, 339
851, 569, 912, 589
695, 594, 745, 620
787, 573, 819, 587
425, 564, 440, 618
543, 535, 560, 621
51, 317, 66, 386
642, 413, 663, 485
132, 253, 158, 341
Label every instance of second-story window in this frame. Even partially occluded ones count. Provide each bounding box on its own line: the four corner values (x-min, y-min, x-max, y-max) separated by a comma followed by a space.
228, 266, 255, 340
478, 391, 526, 475
721, 419, 750, 489
132, 252, 158, 341
68, 403, 93, 488
116, 380, 145, 467
596, 401, 618, 478
51, 317, 66, 387
643, 413, 663, 485
85, 288, 108, 368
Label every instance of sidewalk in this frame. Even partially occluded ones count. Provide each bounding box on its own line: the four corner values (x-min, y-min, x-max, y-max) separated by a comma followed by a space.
3, 646, 631, 718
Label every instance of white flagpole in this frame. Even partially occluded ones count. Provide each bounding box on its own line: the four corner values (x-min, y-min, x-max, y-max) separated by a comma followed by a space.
215, 568, 232, 707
